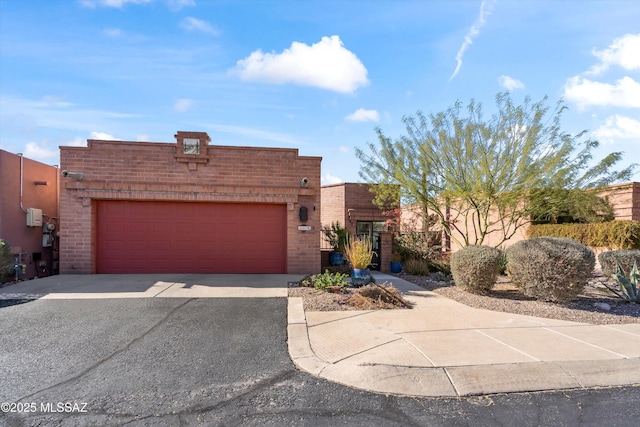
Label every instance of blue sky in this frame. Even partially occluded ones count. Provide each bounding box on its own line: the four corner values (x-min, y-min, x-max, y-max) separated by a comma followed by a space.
1, 0, 639, 184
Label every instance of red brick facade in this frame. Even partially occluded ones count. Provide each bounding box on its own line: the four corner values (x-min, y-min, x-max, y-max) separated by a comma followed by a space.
321, 183, 393, 272
59, 132, 322, 274
320, 183, 389, 236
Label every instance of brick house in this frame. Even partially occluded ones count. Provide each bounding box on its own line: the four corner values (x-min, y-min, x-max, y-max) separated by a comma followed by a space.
59, 132, 321, 274
0, 150, 60, 280
320, 183, 393, 272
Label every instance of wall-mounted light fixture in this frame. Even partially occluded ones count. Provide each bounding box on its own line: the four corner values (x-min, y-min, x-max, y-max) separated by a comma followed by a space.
61, 170, 84, 181
299, 206, 308, 222
300, 177, 309, 188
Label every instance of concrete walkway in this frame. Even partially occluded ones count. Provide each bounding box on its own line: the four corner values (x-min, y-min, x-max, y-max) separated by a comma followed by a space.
0, 274, 303, 299
288, 273, 640, 397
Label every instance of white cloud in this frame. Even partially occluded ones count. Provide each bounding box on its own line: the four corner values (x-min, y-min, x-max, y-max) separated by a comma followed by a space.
345, 108, 379, 122
89, 131, 117, 140
167, 0, 195, 11
588, 33, 640, 75
104, 28, 124, 38
136, 134, 150, 141
179, 17, 219, 35
449, 0, 496, 82
564, 76, 640, 109
592, 115, 640, 144
339, 146, 350, 153
68, 137, 87, 147
80, 0, 151, 8
321, 173, 343, 185
24, 141, 58, 161
231, 35, 369, 93
498, 75, 524, 91
174, 98, 195, 112
203, 123, 301, 146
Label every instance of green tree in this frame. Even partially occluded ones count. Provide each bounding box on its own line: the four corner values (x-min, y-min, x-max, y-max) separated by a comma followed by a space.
356, 93, 636, 248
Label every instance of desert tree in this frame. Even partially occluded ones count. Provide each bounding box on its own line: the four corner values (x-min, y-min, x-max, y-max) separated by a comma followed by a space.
356, 92, 636, 248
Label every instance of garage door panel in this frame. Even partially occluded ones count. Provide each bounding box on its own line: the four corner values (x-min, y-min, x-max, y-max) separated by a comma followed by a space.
97, 201, 286, 273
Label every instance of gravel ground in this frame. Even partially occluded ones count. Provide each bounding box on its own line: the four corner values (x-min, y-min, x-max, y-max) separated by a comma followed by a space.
289, 273, 640, 325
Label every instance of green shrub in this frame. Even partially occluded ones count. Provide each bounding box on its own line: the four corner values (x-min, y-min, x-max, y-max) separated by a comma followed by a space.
527, 220, 640, 250
506, 237, 595, 302
0, 239, 13, 282
598, 250, 640, 277
428, 259, 451, 276
450, 246, 502, 294
403, 259, 430, 276
313, 270, 349, 290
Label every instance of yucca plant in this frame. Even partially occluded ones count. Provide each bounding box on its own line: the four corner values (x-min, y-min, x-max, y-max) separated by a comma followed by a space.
344, 236, 374, 269
599, 260, 640, 303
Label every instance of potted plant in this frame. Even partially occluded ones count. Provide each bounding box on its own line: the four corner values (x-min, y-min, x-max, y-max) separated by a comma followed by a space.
344, 236, 375, 286
322, 221, 349, 265
390, 252, 403, 274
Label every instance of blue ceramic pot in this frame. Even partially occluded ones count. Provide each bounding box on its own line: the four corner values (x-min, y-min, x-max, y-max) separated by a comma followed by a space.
351, 268, 371, 287
329, 251, 344, 266
390, 261, 402, 274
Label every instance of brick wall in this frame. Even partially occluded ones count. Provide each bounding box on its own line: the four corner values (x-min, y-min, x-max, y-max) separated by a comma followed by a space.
60, 134, 322, 274
599, 182, 640, 221
321, 183, 389, 235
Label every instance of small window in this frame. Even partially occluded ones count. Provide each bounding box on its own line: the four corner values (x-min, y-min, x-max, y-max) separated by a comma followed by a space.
183, 138, 200, 155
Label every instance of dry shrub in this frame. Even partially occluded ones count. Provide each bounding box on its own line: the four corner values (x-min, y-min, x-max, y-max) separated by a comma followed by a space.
403, 259, 430, 276
347, 283, 413, 309
506, 237, 595, 302
598, 250, 640, 277
450, 245, 502, 295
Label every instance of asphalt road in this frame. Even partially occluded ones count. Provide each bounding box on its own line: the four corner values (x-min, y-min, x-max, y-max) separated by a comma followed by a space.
0, 297, 638, 426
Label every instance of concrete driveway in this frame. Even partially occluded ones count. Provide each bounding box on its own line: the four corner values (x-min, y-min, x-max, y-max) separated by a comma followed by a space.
0, 274, 303, 299
1, 274, 639, 426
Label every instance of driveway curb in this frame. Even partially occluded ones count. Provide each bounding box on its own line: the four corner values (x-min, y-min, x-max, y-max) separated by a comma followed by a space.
287, 296, 640, 397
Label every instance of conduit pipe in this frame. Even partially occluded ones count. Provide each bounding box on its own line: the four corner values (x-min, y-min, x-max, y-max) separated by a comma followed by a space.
18, 153, 26, 213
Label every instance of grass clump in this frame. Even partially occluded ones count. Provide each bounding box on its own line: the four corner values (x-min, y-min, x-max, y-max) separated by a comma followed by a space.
403, 259, 430, 276
344, 236, 374, 269
450, 246, 502, 295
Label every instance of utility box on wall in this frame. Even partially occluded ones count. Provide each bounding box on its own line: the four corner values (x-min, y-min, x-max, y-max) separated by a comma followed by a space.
26, 208, 43, 227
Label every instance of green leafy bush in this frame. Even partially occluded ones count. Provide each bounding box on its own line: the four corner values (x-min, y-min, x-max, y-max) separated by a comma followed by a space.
598, 250, 640, 277
403, 259, 430, 276
0, 239, 13, 282
527, 220, 640, 250
450, 246, 502, 294
312, 270, 349, 291
506, 237, 595, 302
322, 221, 349, 252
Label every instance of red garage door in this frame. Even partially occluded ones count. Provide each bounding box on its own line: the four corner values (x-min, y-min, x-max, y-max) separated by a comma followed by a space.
96, 201, 287, 274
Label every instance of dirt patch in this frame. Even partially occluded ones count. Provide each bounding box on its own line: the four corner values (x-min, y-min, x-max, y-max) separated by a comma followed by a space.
404, 273, 640, 325
288, 273, 640, 325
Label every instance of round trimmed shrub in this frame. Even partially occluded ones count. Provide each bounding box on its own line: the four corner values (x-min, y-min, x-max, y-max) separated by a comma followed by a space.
598, 250, 640, 277
450, 245, 502, 294
506, 237, 595, 302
